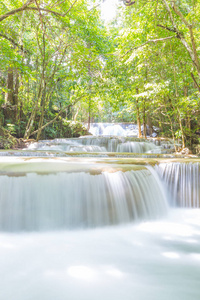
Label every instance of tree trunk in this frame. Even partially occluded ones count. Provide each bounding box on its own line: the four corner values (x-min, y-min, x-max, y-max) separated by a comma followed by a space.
177, 107, 185, 148
136, 98, 142, 138
87, 106, 91, 131
163, 98, 177, 152
142, 98, 146, 138
36, 86, 47, 141
67, 104, 73, 119
5, 67, 14, 104
14, 69, 19, 121
146, 114, 153, 136
23, 79, 43, 139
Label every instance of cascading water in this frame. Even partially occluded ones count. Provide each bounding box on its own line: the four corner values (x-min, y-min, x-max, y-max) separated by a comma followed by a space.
116, 141, 159, 153
88, 122, 138, 136
0, 163, 167, 231
28, 139, 107, 153
156, 162, 200, 207
27, 136, 163, 154
25, 123, 175, 155
0, 124, 200, 300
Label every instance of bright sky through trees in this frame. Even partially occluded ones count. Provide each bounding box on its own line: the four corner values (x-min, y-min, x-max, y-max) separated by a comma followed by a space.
101, 0, 118, 22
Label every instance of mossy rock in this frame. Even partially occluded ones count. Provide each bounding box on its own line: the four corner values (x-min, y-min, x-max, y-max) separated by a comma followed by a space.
194, 145, 200, 155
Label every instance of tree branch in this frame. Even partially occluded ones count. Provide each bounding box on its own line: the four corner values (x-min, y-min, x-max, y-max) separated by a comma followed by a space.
0, 0, 34, 22
157, 24, 176, 33
122, 36, 175, 58
63, 0, 78, 17
0, 0, 77, 23
0, 33, 28, 53
25, 6, 62, 17
162, 0, 177, 29
162, 0, 200, 78
29, 109, 65, 136
171, 2, 200, 75
87, 4, 101, 13
171, 2, 190, 27
123, 0, 136, 6
50, 0, 67, 9
29, 96, 84, 137
191, 72, 200, 93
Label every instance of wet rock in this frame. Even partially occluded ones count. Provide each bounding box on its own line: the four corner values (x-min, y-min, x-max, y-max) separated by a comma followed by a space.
180, 147, 192, 155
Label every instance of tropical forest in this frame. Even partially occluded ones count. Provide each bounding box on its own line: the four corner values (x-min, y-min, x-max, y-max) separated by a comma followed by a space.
0, 1, 200, 300
0, 0, 199, 152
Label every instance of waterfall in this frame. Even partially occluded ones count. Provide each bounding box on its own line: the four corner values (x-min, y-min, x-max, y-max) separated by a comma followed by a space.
89, 123, 138, 136
0, 123, 199, 300
77, 136, 120, 152
28, 140, 107, 153
0, 167, 168, 231
156, 162, 200, 207
116, 141, 159, 153
27, 136, 162, 153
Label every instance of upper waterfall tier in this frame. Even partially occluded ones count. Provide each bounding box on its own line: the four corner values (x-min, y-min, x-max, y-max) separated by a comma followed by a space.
0, 159, 168, 231
88, 123, 139, 137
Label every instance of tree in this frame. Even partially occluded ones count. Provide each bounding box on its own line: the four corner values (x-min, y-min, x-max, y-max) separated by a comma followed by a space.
0, 0, 110, 140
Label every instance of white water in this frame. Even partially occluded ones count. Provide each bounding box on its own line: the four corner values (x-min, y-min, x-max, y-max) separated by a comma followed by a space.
89, 122, 138, 137
27, 137, 163, 154
28, 140, 107, 153
156, 162, 200, 207
24, 123, 176, 155
1, 209, 200, 300
0, 126, 199, 300
0, 167, 167, 231
116, 141, 159, 153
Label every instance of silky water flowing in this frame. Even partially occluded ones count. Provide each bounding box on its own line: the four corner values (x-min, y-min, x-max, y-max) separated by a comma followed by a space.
0, 124, 200, 300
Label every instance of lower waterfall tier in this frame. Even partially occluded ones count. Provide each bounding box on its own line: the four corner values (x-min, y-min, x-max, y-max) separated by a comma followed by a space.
0, 168, 168, 231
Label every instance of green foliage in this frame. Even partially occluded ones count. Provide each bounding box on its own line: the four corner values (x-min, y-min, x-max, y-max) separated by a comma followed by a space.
0, 126, 17, 149
40, 119, 89, 140
0, 0, 199, 149
5, 123, 16, 135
